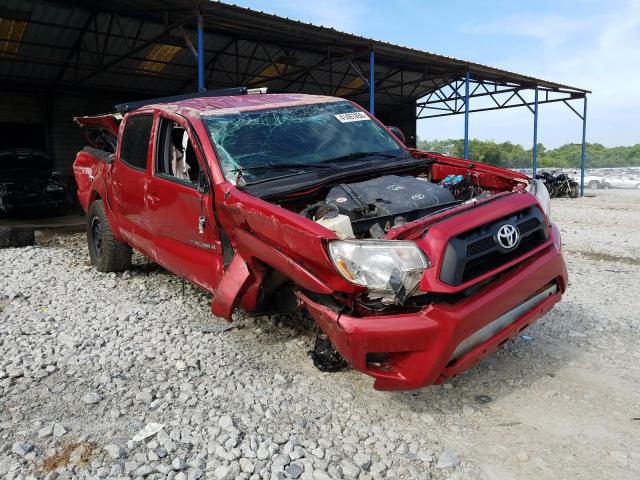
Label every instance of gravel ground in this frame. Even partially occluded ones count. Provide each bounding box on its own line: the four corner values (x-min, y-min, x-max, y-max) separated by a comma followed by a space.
1, 189, 639, 480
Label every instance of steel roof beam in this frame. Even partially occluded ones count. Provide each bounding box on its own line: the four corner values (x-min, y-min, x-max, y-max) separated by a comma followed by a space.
72, 13, 192, 86
417, 94, 582, 119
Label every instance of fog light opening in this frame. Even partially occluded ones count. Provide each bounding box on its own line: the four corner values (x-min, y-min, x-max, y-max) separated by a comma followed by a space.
366, 352, 390, 369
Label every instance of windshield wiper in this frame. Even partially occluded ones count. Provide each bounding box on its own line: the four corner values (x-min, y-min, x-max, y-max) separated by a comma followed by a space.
321, 151, 402, 164
232, 162, 335, 185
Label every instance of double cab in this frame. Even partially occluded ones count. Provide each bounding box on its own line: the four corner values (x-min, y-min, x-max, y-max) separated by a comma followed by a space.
73, 89, 567, 390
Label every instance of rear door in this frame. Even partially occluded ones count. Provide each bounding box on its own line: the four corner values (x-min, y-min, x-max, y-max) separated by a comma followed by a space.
144, 114, 223, 292
111, 113, 155, 245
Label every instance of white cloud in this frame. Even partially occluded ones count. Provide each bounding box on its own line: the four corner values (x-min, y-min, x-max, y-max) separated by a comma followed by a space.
460, 14, 590, 48
432, 0, 640, 147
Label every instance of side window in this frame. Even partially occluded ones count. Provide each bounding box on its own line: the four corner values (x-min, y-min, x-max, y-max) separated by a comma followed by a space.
155, 118, 201, 186
120, 114, 153, 170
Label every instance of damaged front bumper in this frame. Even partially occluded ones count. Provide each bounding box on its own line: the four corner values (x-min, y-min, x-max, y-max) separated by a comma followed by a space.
298, 224, 568, 391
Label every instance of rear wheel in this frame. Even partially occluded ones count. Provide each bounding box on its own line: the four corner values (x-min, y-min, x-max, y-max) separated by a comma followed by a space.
588, 180, 599, 189
87, 200, 132, 272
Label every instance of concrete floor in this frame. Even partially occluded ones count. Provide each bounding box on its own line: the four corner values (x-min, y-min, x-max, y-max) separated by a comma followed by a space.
0, 214, 85, 232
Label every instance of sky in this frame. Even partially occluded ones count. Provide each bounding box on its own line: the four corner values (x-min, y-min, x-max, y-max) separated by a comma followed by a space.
227, 0, 640, 148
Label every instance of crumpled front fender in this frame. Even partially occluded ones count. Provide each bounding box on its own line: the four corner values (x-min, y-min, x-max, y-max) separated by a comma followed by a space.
210, 230, 333, 320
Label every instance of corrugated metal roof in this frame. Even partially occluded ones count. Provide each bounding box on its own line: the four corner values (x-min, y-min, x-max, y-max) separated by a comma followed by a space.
0, 0, 588, 113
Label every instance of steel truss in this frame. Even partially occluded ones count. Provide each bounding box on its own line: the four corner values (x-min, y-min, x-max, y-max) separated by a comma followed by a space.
415, 75, 588, 195
0, 2, 589, 194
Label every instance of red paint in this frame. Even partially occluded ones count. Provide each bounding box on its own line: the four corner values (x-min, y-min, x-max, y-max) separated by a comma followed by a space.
73, 93, 568, 390
297, 229, 567, 391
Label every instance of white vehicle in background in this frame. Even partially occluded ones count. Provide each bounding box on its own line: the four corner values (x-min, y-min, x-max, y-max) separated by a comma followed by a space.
569, 171, 606, 189
582, 174, 607, 189
602, 176, 640, 189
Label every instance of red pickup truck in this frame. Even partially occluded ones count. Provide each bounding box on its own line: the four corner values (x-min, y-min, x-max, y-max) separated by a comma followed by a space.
73, 89, 567, 391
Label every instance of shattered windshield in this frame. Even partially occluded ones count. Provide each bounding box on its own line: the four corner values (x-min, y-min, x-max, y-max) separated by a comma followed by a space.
203, 101, 405, 184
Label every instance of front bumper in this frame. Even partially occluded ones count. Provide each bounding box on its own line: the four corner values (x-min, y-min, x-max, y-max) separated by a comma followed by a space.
299, 223, 568, 391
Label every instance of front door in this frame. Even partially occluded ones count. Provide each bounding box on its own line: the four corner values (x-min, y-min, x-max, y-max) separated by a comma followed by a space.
144, 114, 223, 292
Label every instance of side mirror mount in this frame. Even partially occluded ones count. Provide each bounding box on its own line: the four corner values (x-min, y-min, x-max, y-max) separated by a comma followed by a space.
387, 126, 406, 144
197, 170, 210, 194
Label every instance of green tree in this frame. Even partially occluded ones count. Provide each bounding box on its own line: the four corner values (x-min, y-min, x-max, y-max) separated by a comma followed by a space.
417, 138, 640, 169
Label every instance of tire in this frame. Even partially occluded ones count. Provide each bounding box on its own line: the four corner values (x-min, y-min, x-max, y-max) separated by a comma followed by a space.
588, 180, 599, 189
87, 200, 132, 272
569, 184, 579, 198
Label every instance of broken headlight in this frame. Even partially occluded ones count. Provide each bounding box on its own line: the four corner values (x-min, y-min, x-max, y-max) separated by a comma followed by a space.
527, 179, 551, 219
327, 240, 429, 301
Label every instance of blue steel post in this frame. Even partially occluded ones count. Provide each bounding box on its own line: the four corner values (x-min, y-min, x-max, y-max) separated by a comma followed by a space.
580, 96, 588, 196
369, 49, 375, 115
532, 87, 539, 178
197, 12, 205, 92
463, 71, 470, 160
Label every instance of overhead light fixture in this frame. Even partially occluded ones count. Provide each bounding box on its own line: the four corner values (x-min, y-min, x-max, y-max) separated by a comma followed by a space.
137, 43, 181, 73
251, 62, 288, 86
0, 16, 28, 57
335, 76, 364, 97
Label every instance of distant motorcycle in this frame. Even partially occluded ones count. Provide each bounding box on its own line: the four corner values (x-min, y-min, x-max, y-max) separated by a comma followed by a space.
536, 171, 579, 198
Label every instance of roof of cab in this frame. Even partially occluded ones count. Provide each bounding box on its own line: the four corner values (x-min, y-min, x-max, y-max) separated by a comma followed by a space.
142, 93, 344, 117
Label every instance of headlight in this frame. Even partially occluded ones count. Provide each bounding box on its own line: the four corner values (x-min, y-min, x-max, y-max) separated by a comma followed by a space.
327, 240, 429, 302
527, 179, 551, 218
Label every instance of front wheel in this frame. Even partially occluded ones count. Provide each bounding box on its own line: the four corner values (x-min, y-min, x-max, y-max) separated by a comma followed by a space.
87, 200, 132, 272
569, 184, 579, 198
588, 180, 599, 189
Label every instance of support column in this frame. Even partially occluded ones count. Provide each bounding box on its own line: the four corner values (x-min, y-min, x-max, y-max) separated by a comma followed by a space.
580, 96, 588, 196
328, 46, 332, 96
464, 71, 470, 160
532, 87, 539, 178
369, 48, 375, 115
197, 12, 205, 92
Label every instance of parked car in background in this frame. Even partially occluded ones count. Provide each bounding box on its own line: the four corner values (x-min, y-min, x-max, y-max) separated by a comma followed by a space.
73, 89, 567, 391
0, 149, 66, 217
581, 174, 607, 189
602, 176, 640, 189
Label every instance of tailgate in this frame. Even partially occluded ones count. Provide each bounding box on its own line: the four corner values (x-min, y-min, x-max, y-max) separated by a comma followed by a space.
74, 113, 121, 151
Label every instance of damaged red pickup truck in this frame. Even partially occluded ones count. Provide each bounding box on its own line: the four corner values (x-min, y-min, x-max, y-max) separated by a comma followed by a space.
73, 88, 567, 390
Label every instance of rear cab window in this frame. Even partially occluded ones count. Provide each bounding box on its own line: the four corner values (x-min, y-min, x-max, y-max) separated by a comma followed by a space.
120, 114, 154, 170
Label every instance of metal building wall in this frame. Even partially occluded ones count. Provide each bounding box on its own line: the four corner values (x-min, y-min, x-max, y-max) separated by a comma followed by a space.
48, 94, 116, 174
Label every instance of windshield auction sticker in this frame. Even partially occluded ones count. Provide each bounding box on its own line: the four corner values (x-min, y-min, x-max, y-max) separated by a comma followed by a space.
334, 112, 370, 123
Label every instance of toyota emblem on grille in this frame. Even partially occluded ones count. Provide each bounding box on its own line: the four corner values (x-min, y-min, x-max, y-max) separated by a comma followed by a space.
496, 224, 519, 249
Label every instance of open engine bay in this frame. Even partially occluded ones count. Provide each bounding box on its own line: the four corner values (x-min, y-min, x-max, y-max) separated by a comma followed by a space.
285, 169, 489, 240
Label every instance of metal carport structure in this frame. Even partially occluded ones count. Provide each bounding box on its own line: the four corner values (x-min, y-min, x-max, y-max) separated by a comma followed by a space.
0, 0, 590, 193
